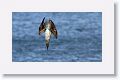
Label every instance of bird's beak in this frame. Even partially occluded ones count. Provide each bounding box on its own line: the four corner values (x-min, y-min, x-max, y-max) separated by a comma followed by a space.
46, 40, 49, 50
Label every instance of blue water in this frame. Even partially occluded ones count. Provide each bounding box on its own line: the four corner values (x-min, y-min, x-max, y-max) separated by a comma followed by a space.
12, 12, 102, 62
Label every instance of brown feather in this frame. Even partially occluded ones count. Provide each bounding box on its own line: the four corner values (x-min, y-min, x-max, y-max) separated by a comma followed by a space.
49, 20, 58, 39
39, 17, 45, 35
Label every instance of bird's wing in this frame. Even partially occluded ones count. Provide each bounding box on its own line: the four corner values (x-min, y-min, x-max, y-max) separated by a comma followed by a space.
39, 17, 45, 35
50, 20, 58, 39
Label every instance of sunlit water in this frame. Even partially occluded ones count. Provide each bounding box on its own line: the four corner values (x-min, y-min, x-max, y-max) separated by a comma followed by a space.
12, 12, 102, 62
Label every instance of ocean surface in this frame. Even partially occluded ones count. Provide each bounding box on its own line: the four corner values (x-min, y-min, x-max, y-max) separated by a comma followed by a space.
12, 12, 102, 62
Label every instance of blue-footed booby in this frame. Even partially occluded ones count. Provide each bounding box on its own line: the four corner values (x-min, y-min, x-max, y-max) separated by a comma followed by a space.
38, 17, 58, 50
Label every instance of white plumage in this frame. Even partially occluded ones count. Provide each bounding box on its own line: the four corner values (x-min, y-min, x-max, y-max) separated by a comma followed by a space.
45, 29, 51, 40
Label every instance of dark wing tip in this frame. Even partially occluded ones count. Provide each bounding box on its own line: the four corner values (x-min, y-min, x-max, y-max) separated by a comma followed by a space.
41, 17, 45, 25
56, 35, 57, 39
43, 17, 45, 21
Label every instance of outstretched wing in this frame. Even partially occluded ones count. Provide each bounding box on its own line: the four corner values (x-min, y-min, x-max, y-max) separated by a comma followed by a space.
50, 20, 58, 39
39, 17, 45, 35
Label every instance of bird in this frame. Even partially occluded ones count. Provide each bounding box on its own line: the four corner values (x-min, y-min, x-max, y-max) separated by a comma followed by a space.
38, 17, 58, 50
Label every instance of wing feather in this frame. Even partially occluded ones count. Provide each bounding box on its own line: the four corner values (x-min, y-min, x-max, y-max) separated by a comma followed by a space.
50, 20, 58, 39
39, 17, 45, 35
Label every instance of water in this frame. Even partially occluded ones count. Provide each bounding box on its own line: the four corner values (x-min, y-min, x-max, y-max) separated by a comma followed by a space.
12, 12, 102, 62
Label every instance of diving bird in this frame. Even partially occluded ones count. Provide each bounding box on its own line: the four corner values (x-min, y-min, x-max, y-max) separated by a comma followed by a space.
38, 17, 58, 50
